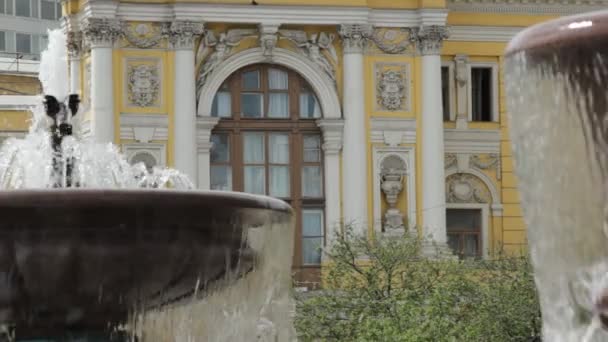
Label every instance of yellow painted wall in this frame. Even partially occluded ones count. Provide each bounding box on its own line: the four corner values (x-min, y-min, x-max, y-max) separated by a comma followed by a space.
0, 111, 31, 131
0, 74, 41, 95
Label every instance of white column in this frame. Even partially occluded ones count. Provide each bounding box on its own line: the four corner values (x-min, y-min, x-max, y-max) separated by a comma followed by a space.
82, 18, 121, 144
317, 119, 344, 254
196, 116, 219, 190
168, 21, 204, 185
339, 24, 371, 234
417, 26, 450, 254
67, 31, 81, 95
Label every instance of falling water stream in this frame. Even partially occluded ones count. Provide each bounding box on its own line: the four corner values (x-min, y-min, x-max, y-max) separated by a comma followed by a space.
0, 29, 296, 341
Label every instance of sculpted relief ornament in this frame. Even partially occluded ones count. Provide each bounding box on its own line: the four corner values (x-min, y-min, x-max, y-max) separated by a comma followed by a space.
166, 21, 204, 49
446, 173, 490, 204
128, 64, 160, 107
339, 24, 373, 53
414, 25, 450, 55
380, 155, 408, 233
370, 28, 416, 55
279, 30, 338, 82
81, 18, 122, 48
122, 22, 168, 49
376, 67, 407, 111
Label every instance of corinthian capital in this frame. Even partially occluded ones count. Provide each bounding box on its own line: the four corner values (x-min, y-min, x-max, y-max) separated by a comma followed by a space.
82, 18, 122, 48
67, 31, 82, 59
339, 24, 372, 54
166, 21, 204, 50
414, 25, 449, 56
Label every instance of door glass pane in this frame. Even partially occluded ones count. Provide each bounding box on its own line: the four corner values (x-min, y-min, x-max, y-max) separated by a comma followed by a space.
303, 210, 323, 236
446, 209, 481, 232
243, 133, 264, 163
211, 165, 232, 191
268, 93, 289, 118
303, 135, 321, 162
15, 0, 29, 16
269, 166, 289, 197
243, 70, 260, 89
463, 234, 479, 257
210, 134, 229, 163
300, 92, 321, 118
244, 166, 265, 194
211, 91, 231, 117
447, 233, 459, 254
302, 166, 322, 197
302, 237, 323, 265
268, 68, 288, 89
241, 93, 263, 118
269, 133, 289, 164
16, 33, 31, 53
0, 32, 5, 51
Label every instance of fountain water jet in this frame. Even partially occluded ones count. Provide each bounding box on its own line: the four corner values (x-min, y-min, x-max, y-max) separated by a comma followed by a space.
0, 29, 295, 341
506, 10, 608, 342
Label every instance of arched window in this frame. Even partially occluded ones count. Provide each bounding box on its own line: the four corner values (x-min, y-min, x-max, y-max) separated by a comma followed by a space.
209, 64, 324, 285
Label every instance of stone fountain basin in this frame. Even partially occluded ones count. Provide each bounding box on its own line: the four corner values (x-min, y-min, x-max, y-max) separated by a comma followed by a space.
0, 189, 292, 337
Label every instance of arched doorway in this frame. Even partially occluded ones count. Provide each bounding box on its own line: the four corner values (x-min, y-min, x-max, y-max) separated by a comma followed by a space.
209, 63, 325, 287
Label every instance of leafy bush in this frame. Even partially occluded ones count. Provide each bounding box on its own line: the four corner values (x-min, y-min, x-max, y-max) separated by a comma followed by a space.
295, 228, 541, 341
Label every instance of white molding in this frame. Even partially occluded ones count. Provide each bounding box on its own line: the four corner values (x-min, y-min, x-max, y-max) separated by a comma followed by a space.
447, 0, 608, 15
84, 2, 448, 27
445, 167, 500, 208
467, 62, 499, 123
0, 95, 39, 109
446, 203, 490, 259
198, 47, 341, 119
372, 145, 417, 235
444, 129, 500, 154
448, 26, 523, 42
441, 61, 456, 122
0, 131, 26, 139
123, 142, 167, 168
119, 113, 169, 142
370, 117, 416, 145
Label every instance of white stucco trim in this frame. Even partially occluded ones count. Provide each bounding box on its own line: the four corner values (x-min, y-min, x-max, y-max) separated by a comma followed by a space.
370, 117, 417, 145
445, 167, 502, 217
447, 0, 608, 15
446, 203, 490, 259
84, 2, 448, 27
197, 47, 341, 119
0, 95, 39, 109
448, 26, 523, 42
444, 129, 500, 154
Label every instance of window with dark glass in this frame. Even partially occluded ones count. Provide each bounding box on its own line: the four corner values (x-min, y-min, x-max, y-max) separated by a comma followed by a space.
441, 66, 450, 121
471, 67, 493, 122
447, 209, 482, 259
16, 33, 31, 54
0, 32, 5, 52
15, 0, 30, 17
0, 0, 5, 14
210, 64, 325, 279
41, 0, 55, 19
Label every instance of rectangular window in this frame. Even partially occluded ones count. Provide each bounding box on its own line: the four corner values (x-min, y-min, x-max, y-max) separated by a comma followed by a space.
41, 0, 55, 20
0, 0, 5, 14
302, 209, 324, 265
55, 0, 60, 19
243, 132, 266, 195
241, 93, 263, 118
6, 0, 12, 14
441, 66, 451, 121
30, 0, 38, 18
0, 32, 5, 52
268, 133, 290, 197
302, 135, 323, 198
299, 91, 321, 119
210, 134, 232, 191
16, 33, 31, 54
447, 209, 482, 259
268, 68, 289, 118
15, 0, 30, 17
211, 91, 231, 117
471, 67, 493, 122
31, 34, 39, 54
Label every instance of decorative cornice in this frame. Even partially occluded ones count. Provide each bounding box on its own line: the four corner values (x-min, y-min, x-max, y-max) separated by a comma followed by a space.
414, 25, 449, 56
167, 21, 204, 50
448, 26, 523, 42
444, 129, 501, 154
447, 0, 608, 15
316, 119, 344, 155
339, 24, 373, 54
370, 117, 416, 146
81, 18, 122, 48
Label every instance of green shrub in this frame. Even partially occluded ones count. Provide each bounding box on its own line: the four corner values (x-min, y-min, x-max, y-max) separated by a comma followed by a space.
295, 228, 541, 341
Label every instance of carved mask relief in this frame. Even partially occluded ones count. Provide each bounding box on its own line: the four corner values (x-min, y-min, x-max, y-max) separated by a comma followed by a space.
127, 63, 160, 107
375, 63, 409, 112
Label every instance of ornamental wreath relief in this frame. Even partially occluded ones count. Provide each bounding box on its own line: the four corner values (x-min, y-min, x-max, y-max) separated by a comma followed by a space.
128, 64, 160, 107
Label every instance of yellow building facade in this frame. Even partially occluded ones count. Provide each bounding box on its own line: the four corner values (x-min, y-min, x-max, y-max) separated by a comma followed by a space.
1, 0, 600, 286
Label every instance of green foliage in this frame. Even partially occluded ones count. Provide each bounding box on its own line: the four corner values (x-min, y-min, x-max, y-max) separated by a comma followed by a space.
295, 228, 541, 341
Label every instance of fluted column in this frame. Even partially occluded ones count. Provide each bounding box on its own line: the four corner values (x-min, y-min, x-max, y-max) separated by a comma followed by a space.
317, 119, 344, 255
339, 24, 371, 234
67, 31, 82, 95
82, 18, 121, 144
417, 26, 450, 255
168, 21, 204, 186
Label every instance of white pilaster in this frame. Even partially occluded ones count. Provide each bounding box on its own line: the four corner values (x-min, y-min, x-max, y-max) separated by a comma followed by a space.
317, 119, 344, 252
339, 24, 371, 234
67, 32, 82, 95
82, 18, 121, 144
417, 26, 450, 254
168, 21, 204, 186
196, 116, 219, 190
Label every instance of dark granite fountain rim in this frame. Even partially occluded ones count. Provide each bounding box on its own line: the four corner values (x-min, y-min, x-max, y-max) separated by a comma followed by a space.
0, 188, 293, 213
505, 9, 608, 57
